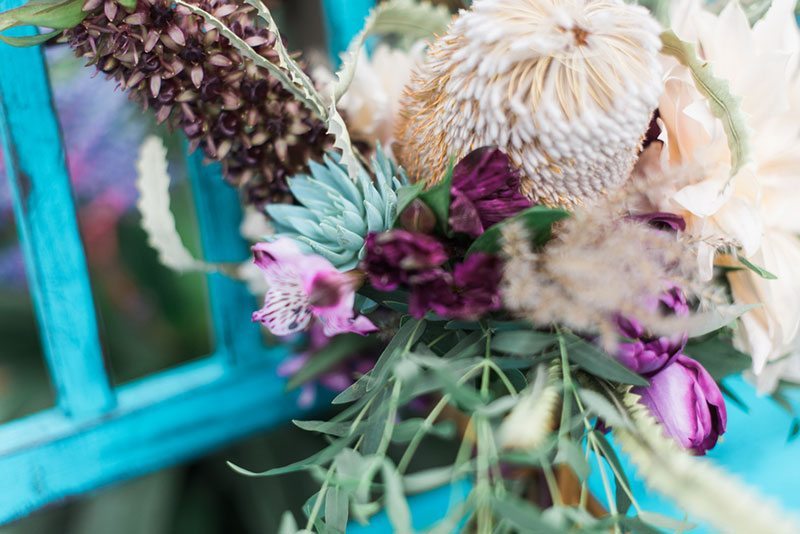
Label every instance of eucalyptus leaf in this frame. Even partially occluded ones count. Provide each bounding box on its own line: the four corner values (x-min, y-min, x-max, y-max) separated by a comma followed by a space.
324, 486, 349, 533
739, 256, 778, 280
392, 418, 456, 443
403, 467, 458, 494
492, 330, 556, 356
277, 511, 299, 534
368, 318, 426, 390
382, 460, 413, 534
562, 335, 649, 386
684, 334, 751, 380
591, 430, 632, 515
228, 438, 352, 477
490, 495, 562, 533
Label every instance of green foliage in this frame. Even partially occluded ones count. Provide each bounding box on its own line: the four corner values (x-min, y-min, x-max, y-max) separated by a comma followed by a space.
0, 0, 85, 34
285, 334, 380, 390
561, 333, 649, 387
468, 206, 570, 255
684, 331, 752, 380
739, 256, 778, 280
417, 162, 455, 235
267, 149, 406, 270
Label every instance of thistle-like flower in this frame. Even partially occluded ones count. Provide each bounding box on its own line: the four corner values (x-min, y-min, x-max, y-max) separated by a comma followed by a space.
395, 0, 663, 208
62, 0, 328, 206
266, 149, 406, 271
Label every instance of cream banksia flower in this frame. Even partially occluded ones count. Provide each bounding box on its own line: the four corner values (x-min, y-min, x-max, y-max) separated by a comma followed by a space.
395, 0, 663, 207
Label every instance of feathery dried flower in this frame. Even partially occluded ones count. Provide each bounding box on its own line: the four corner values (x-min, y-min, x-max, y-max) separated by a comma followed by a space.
62, 0, 329, 206
501, 202, 700, 347
395, 0, 663, 208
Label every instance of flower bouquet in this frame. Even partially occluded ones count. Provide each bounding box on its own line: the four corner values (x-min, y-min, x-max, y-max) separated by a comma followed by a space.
5, 0, 800, 531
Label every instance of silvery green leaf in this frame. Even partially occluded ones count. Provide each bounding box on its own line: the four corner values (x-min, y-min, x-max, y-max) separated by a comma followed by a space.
555, 439, 589, 481
382, 460, 413, 534
325, 487, 349, 533
579, 389, 629, 429
277, 511, 299, 534
403, 466, 458, 494
492, 330, 556, 356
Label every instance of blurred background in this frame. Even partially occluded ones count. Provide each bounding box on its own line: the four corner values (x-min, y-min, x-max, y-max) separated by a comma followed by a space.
0, 2, 349, 532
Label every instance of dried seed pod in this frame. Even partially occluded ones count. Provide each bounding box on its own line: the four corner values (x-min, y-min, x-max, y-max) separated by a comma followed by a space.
63, 0, 328, 206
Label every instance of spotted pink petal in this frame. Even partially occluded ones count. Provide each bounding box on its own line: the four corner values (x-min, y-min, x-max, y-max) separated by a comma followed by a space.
252, 269, 312, 336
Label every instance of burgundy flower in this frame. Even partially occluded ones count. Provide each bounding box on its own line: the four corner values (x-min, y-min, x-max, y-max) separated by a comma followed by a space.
362, 230, 448, 291
449, 147, 532, 237
409, 253, 503, 320
629, 212, 687, 233
634, 355, 727, 455
616, 287, 689, 375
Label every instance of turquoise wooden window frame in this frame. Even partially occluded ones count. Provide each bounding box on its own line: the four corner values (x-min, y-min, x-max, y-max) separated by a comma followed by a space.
0, 0, 377, 525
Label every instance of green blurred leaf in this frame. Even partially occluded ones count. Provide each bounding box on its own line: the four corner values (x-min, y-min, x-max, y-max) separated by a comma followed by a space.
228, 438, 352, 477
684, 333, 751, 380
393, 181, 426, 224
391, 418, 456, 443
324, 486, 349, 533
0, 28, 59, 45
592, 430, 632, 515
492, 330, 556, 356
467, 206, 570, 255
490, 495, 563, 533
562, 334, 649, 386
418, 161, 454, 235
739, 256, 778, 280
382, 460, 413, 534
579, 389, 628, 429
0, 0, 85, 33
403, 467, 458, 495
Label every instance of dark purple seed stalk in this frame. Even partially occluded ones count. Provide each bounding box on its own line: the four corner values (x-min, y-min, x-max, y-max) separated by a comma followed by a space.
62, 0, 329, 206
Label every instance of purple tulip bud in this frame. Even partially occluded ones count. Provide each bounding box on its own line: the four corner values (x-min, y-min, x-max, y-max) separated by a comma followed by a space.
634, 355, 727, 455
399, 199, 437, 234
616, 287, 689, 375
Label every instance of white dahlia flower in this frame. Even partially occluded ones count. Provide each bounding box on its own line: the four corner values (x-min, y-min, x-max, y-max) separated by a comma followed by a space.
630, 0, 800, 391
395, 0, 663, 207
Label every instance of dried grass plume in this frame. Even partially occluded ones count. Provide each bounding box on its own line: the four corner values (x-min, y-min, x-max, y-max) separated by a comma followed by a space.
501, 202, 701, 346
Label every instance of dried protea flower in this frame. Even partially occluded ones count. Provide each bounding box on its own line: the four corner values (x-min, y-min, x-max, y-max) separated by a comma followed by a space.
62, 0, 328, 205
395, 0, 664, 208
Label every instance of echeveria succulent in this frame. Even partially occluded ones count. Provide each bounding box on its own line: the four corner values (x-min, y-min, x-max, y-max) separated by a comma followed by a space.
266, 149, 406, 270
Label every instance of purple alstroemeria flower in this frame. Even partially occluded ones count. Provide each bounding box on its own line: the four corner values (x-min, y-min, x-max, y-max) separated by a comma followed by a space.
449, 147, 532, 237
634, 355, 727, 455
616, 287, 689, 375
409, 253, 502, 320
252, 238, 377, 337
362, 230, 448, 291
629, 212, 687, 233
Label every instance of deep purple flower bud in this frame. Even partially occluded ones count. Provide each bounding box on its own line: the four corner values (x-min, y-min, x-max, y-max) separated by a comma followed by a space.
634, 355, 727, 455
616, 287, 689, 375
399, 199, 437, 234
362, 231, 448, 291
409, 253, 502, 320
449, 147, 532, 237
629, 212, 687, 233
